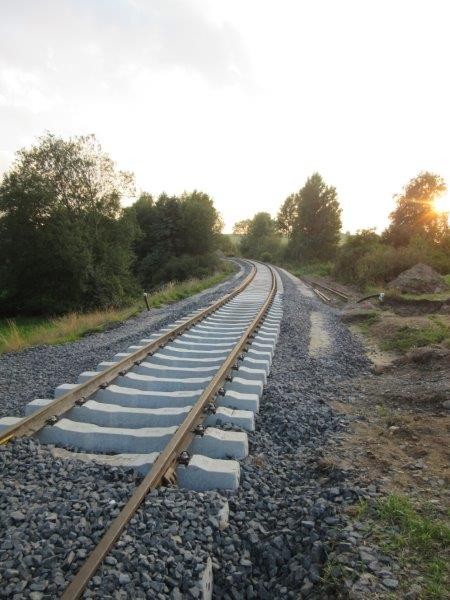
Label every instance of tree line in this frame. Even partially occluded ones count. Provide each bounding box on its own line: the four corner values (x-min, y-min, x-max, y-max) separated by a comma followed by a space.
0, 134, 223, 316
234, 171, 449, 286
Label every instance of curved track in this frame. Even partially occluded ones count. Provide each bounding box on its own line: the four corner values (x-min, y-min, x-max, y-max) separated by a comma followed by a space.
0, 260, 283, 599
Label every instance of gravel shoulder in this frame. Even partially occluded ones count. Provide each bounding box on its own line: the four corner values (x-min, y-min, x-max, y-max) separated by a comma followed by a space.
0, 260, 249, 419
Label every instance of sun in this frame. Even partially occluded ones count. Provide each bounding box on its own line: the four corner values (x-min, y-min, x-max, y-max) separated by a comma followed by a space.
434, 193, 450, 214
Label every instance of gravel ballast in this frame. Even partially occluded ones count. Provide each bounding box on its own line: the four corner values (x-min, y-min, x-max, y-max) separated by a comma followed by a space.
0, 265, 400, 599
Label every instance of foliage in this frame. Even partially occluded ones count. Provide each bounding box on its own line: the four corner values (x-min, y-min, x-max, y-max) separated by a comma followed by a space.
384, 172, 448, 247
217, 233, 237, 256
286, 261, 333, 278
373, 494, 449, 598
333, 229, 381, 282
276, 193, 298, 236
288, 173, 342, 261
232, 219, 252, 235
0, 264, 234, 353
333, 228, 450, 288
127, 190, 222, 289
0, 133, 137, 315
356, 238, 450, 287
239, 212, 282, 260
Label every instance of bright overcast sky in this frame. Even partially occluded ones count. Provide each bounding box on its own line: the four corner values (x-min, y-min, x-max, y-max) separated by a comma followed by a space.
1, 0, 449, 232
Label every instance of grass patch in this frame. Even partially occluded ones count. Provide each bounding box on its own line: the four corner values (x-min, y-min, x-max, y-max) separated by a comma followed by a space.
365, 494, 450, 598
283, 261, 333, 278
0, 266, 235, 354
358, 312, 381, 334
380, 317, 449, 352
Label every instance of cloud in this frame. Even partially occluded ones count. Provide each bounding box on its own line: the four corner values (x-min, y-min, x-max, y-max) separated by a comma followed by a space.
0, 0, 250, 98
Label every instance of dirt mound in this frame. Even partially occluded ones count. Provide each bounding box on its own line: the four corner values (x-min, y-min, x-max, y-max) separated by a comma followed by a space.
388, 263, 448, 294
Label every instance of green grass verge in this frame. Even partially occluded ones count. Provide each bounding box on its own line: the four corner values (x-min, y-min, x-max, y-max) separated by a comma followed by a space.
282, 261, 333, 278
359, 494, 449, 599
380, 317, 450, 351
0, 265, 235, 354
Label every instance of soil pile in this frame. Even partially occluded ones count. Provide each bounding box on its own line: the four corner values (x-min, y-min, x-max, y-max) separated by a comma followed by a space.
388, 263, 448, 294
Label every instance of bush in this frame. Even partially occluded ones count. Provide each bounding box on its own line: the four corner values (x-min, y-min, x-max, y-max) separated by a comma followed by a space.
260, 251, 273, 263
334, 232, 450, 288
139, 253, 220, 289
333, 229, 380, 283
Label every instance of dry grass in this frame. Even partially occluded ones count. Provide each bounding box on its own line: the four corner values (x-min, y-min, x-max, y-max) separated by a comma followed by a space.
0, 305, 140, 353
0, 266, 234, 354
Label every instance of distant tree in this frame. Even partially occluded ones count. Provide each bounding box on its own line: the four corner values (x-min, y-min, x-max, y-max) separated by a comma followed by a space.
240, 212, 281, 260
217, 234, 236, 256
0, 133, 137, 315
289, 173, 342, 261
180, 190, 222, 255
277, 193, 298, 236
383, 172, 448, 246
130, 190, 222, 288
233, 219, 251, 235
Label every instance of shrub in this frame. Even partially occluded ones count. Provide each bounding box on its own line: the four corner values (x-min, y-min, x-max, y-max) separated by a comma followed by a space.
333, 229, 380, 283
334, 232, 450, 288
139, 253, 220, 289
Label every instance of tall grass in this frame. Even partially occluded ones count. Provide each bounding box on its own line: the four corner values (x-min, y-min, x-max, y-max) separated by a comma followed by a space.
0, 267, 234, 354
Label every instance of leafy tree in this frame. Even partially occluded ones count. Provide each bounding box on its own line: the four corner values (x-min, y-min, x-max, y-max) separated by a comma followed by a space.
233, 219, 251, 235
333, 229, 380, 283
383, 172, 448, 246
0, 133, 137, 315
277, 193, 298, 236
288, 173, 342, 261
240, 212, 281, 260
129, 190, 222, 288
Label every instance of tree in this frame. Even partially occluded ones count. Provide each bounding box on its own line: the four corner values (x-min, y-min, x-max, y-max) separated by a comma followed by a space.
288, 173, 342, 261
129, 190, 222, 288
333, 229, 380, 283
277, 193, 298, 236
383, 172, 448, 246
240, 212, 282, 260
233, 219, 251, 235
0, 133, 137, 315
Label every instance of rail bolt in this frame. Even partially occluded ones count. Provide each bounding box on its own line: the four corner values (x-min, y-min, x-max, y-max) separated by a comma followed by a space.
75, 397, 86, 406
99, 382, 109, 390
46, 415, 58, 426
177, 451, 191, 465
225, 374, 233, 382
218, 387, 226, 396
205, 402, 217, 414
238, 353, 245, 361
231, 362, 239, 371
119, 370, 127, 376
193, 424, 206, 437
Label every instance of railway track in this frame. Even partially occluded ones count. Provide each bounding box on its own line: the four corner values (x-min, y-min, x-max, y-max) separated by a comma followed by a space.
303, 279, 349, 304
0, 260, 282, 599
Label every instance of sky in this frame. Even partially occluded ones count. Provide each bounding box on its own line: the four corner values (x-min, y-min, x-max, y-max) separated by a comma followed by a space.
1, 0, 449, 232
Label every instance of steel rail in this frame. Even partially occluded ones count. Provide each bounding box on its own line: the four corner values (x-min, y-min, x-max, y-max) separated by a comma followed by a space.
61, 264, 277, 600
309, 280, 349, 301
312, 287, 331, 303
0, 262, 257, 446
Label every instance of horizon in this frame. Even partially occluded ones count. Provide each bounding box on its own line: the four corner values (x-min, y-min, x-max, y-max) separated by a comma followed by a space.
1, 0, 449, 233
